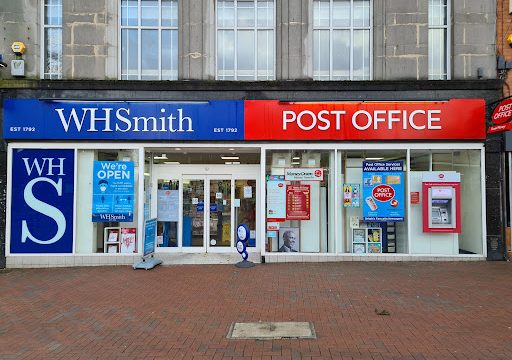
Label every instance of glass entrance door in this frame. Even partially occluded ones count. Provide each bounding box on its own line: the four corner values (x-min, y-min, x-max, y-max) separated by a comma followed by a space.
152, 164, 260, 253
208, 178, 232, 249
181, 176, 233, 252
182, 178, 206, 249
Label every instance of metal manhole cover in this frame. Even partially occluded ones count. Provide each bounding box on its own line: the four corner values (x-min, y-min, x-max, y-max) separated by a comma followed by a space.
227, 322, 316, 340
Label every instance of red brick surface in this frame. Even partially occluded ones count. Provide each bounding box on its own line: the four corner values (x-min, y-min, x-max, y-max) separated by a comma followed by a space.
1, 262, 512, 359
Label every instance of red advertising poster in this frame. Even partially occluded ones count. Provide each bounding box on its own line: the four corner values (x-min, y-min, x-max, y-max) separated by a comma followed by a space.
286, 185, 310, 220
244, 99, 486, 141
410, 192, 420, 204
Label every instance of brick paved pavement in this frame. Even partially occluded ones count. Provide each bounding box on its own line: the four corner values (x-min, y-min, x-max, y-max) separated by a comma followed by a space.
1, 262, 512, 359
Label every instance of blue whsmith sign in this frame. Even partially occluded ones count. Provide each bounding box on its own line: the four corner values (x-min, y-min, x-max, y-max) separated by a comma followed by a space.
3, 99, 244, 140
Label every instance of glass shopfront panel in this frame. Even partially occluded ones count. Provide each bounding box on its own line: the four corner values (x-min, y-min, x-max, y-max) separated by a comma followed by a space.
338, 150, 408, 254
75, 149, 139, 254
265, 149, 335, 253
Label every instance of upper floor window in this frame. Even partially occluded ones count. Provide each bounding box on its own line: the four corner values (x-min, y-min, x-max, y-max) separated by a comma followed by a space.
42, 0, 62, 79
216, 0, 275, 80
120, 0, 178, 80
313, 0, 371, 81
428, 0, 450, 80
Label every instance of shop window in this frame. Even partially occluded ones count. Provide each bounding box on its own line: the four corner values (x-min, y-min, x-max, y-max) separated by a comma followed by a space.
265, 150, 335, 253
120, 0, 178, 80
340, 150, 408, 254
313, 0, 372, 80
75, 149, 139, 254
216, 0, 275, 80
235, 180, 257, 247
410, 150, 483, 255
428, 0, 450, 80
42, 0, 62, 79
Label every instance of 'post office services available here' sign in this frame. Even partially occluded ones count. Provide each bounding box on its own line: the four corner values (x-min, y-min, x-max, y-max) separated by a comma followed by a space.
362, 161, 404, 221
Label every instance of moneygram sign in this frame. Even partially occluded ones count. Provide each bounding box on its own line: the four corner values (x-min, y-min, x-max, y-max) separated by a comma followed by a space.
489, 98, 512, 133
284, 168, 324, 181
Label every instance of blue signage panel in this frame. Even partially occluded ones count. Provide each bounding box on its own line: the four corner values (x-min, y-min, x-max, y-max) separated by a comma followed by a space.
92, 161, 135, 222
362, 161, 404, 222
10, 149, 75, 253
3, 99, 244, 140
143, 218, 157, 257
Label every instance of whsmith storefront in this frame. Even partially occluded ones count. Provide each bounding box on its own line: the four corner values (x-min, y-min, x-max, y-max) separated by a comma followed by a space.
0, 81, 504, 267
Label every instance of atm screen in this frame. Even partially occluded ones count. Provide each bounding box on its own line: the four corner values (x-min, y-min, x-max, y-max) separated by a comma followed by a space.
432, 199, 449, 204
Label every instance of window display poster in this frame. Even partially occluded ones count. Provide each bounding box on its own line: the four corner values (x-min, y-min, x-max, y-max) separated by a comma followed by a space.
10, 149, 75, 254
243, 186, 253, 198
120, 228, 137, 253
362, 161, 404, 221
266, 176, 286, 222
92, 161, 134, 222
286, 184, 311, 220
278, 227, 300, 252
157, 189, 179, 222
343, 183, 360, 207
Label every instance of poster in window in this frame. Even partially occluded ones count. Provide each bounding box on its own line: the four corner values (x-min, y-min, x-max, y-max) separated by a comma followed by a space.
266, 176, 286, 222
120, 228, 137, 253
157, 189, 179, 222
362, 161, 404, 221
285, 184, 310, 220
278, 227, 300, 252
343, 184, 360, 208
92, 161, 134, 222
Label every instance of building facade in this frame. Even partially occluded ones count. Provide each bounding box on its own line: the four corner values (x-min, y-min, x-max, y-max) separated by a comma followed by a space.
0, 0, 504, 268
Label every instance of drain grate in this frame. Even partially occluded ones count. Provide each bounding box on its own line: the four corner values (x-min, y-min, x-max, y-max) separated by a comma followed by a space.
227, 322, 316, 340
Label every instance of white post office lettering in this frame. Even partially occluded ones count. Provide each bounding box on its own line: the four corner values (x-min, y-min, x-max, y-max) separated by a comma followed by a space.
352, 109, 442, 131
282, 110, 346, 130
55, 107, 194, 133
282, 109, 443, 131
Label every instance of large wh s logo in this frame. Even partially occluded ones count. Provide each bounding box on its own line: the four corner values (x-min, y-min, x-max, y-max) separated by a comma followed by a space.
21, 158, 67, 245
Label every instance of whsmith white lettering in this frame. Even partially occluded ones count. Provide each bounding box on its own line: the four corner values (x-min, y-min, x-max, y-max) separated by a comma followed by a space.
55, 107, 194, 133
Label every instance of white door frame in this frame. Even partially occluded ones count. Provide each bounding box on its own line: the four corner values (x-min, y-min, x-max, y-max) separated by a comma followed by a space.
151, 164, 260, 253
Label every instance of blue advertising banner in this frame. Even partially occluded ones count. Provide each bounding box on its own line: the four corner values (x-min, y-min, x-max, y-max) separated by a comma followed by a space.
362, 161, 404, 221
10, 149, 75, 253
143, 218, 157, 257
92, 161, 134, 222
3, 99, 244, 140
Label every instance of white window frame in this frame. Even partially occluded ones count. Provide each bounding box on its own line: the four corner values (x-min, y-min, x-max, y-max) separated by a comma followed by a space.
40, 0, 63, 79
118, 0, 179, 80
428, 0, 451, 80
312, 0, 373, 81
215, 0, 276, 81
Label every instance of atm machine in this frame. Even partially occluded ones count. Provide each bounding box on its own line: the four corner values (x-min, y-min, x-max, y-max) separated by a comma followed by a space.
422, 172, 461, 233
429, 187, 455, 228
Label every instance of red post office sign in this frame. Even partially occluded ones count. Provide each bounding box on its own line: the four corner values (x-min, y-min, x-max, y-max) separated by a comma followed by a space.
244, 99, 486, 141
488, 98, 512, 133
